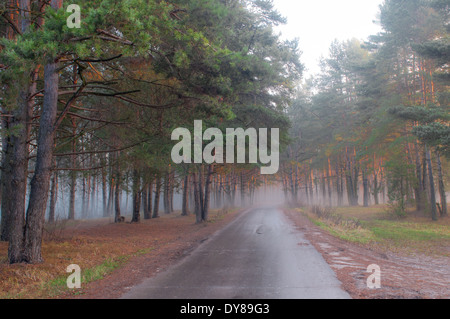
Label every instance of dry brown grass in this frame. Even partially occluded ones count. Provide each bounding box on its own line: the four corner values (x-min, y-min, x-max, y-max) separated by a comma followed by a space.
300, 205, 450, 257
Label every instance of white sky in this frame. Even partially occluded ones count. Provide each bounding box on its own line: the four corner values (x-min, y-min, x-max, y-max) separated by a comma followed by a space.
272, 0, 384, 77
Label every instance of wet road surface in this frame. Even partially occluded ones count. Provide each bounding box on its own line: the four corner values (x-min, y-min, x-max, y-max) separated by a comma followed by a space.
121, 207, 351, 299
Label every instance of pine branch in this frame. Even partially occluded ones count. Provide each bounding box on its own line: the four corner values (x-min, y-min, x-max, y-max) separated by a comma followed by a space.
1, 12, 22, 35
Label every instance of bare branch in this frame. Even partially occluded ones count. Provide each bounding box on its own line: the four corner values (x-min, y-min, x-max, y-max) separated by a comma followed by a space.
1, 12, 22, 35
66, 112, 131, 125
77, 54, 123, 63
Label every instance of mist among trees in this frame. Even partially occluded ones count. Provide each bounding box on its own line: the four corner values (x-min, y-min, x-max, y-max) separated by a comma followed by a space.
0, 0, 448, 265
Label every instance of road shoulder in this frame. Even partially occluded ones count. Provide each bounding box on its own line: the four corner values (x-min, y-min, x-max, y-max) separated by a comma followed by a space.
284, 208, 450, 299
61, 209, 245, 299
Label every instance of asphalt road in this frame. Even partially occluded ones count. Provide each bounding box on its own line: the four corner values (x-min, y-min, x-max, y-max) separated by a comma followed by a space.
121, 207, 351, 299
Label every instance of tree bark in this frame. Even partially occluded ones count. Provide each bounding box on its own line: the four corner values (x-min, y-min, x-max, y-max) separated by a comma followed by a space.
426, 147, 438, 221
352, 164, 359, 206
114, 154, 122, 223
48, 170, 58, 223
163, 172, 170, 214
142, 183, 149, 219
309, 172, 314, 205
5, 87, 34, 261
241, 172, 247, 206
193, 172, 202, 224
373, 172, 379, 206
362, 169, 369, 207
435, 150, 447, 217
152, 177, 161, 218
321, 173, 326, 206
0, 116, 12, 242
1, 0, 34, 245
327, 161, 332, 207
202, 165, 214, 222
107, 164, 114, 217
131, 169, 141, 223
145, 182, 153, 220
22, 61, 59, 264
198, 166, 204, 213
182, 174, 190, 216
102, 165, 108, 217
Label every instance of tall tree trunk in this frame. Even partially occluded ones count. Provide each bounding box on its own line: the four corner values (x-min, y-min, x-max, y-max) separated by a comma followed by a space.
68, 118, 77, 220
309, 172, 314, 205
305, 174, 310, 206
335, 164, 342, 206
152, 177, 161, 218
198, 166, 204, 212
169, 171, 174, 213
314, 175, 319, 204
102, 166, 108, 217
131, 169, 141, 223
231, 174, 237, 206
68, 169, 77, 220
163, 172, 170, 214
182, 174, 190, 216
435, 150, 447, 217
5, 44, 37, 262
193, 172, 202, 224
81, 176, 86, 218
107, 163, 114, 217
327, 160, 332, 207
241, 172, 246, 206
86, 175, 92, 217
426, 147, 438, 221
48, 170, 58, 223
114, 172, 121, 222
225, 176, 232, 208
142, 183, 149, 219
282, 173, 288, 202
363, 169, 369, 208
114, 153, 122, 223
422, 150, 428, 196
216, 175, 223, 208
146, 181, 153, 219
202, 165, 214, 222
295, 166, 299, 204
345, 154, 354, 207
352, 164, 359, 206
0, 116, 12, 242
22, 60, 59, 264
321, 173, 326, 206
1, 0, 34, 250
2, 82, 33, 250
90, 172, 96, 217
373, 172, 379, 206
5, 90, 33, 261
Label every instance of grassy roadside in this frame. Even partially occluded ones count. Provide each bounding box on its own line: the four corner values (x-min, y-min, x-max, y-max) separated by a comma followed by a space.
0, 208, 237, 299
298, 205, 450, 257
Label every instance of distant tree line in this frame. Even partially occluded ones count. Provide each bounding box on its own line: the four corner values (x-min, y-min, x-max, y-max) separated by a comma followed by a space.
283, 0, 449, 220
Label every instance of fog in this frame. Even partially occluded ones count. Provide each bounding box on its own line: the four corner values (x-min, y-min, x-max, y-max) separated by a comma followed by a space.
40, 182, 288, 222
4, 175, 443, 223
